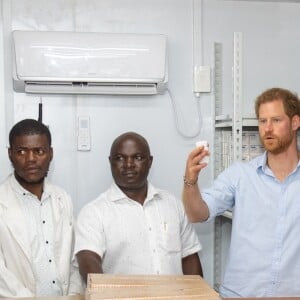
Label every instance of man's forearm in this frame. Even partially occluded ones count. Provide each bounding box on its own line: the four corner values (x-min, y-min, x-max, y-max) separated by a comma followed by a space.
76, 250, 103, 284
182, 253, 203, 276
182, 182, 209, 223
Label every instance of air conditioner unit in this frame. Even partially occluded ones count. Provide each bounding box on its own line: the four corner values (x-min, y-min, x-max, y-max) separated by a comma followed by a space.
12, 30, 168, 95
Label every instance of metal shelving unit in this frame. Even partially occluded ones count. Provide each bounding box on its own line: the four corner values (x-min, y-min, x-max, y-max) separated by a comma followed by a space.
212, 32, 263, 291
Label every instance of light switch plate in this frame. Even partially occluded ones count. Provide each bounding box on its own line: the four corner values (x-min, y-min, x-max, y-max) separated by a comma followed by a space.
77, 116, 91, 151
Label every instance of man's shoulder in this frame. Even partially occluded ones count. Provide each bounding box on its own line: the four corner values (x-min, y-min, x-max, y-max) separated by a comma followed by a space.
0, 174, 14, 194
44, 179, 72, 201
156, 188, 177, 200
80, 188, 112, 210
0, 177, 8, 188
226, 153, 264, 173
148, 183, 176, 199
148, 183, 182, 208
77, 191, 112, 222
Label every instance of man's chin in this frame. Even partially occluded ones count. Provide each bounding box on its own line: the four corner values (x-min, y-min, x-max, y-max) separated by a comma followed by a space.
265, 145, 287, 155
26, 176, 46, 184
16, 174, 46, 186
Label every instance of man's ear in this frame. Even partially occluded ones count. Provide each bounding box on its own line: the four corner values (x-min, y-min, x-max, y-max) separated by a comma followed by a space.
8, 147, 13, 162
49, 147, 53, 161
148, 155, 153, 168
292, 115, 300, 131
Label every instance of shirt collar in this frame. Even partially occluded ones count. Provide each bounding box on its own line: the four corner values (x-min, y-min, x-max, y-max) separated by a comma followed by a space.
258, 151, 268, 173
256, 151, 300, 177
9, 173, 51, 200
109, 182, 161, 203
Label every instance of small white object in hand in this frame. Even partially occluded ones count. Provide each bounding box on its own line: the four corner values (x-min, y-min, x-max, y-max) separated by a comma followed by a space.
196, 140, 209, 164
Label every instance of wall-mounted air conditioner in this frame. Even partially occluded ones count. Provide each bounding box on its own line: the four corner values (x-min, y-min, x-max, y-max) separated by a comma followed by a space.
12, 30, 168, 95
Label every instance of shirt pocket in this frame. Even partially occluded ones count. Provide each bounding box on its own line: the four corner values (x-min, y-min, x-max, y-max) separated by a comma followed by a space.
159, 221, 181, 254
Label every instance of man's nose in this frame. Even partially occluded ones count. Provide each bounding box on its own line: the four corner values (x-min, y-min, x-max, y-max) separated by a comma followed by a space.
265, 120, 273, 131
26, 150, 37, 161
125, 157, 134, 167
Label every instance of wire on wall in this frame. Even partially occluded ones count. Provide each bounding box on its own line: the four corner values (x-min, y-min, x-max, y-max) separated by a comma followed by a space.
193, 0, 206, 96
38, 97, 43, 122
167, 88, 202, 139
165, 0, 205, 139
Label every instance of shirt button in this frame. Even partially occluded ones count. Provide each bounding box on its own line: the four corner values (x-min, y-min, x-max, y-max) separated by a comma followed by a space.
46, 241, 49, 244
42, 220, 46, 224
52, 280, 56, 284
49, 259, 52, 263
149, 227, 152, 231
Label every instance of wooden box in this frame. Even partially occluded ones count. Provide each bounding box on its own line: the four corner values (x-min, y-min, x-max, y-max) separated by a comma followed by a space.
86, 274, 220, 300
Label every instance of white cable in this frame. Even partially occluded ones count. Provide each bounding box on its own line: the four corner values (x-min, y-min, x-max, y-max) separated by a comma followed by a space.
165, 0, 204, 139
167, 88, 202, 139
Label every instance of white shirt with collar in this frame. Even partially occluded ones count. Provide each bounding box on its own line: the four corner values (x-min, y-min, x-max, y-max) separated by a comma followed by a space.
75, 183, 202, 275
0, 174, 83, 298
17, 178, 63, 296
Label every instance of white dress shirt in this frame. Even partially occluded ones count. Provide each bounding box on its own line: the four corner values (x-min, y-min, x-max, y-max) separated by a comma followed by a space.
19, 183, 62, 296
0, 174, 83, 298
75, 183, 202, 275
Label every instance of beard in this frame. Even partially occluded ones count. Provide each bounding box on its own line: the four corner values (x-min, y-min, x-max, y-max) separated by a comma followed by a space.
260, 131, 294, 155
14, 170, 48, 186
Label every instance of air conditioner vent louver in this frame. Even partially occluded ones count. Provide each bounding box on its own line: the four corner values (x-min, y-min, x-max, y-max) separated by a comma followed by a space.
23, 81, 158, 95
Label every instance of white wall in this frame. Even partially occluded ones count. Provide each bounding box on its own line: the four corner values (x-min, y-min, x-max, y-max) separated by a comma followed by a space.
204, 1, 300, 117
1, 0, 300, 287
0, 2, 6, 180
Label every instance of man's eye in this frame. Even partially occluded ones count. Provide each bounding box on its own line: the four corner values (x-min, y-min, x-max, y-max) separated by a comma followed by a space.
258, 119, 266, 125
116, 156, 124, 161
35, 149, 45, 155
135, 155, 143, 161
17, 149, 26, 155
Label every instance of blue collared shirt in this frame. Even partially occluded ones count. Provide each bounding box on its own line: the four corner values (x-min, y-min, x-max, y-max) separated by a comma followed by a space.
203, 152, 300, 298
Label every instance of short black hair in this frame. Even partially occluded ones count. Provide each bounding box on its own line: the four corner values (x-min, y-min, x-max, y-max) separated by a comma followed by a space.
110, 131, 151, 157
9, 119, 51, 147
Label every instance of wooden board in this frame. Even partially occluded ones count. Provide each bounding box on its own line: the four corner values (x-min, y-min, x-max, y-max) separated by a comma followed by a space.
86, 274, 220, 300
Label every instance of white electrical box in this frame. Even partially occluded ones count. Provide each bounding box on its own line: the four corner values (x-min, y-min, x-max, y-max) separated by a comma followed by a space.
77, 116, 91, 151
194, 66, 211, 94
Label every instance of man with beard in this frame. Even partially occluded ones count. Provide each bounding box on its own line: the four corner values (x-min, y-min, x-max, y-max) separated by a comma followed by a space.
182, 87, 300, 298
0, 119, 82, 297
75, 132, 203, 283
